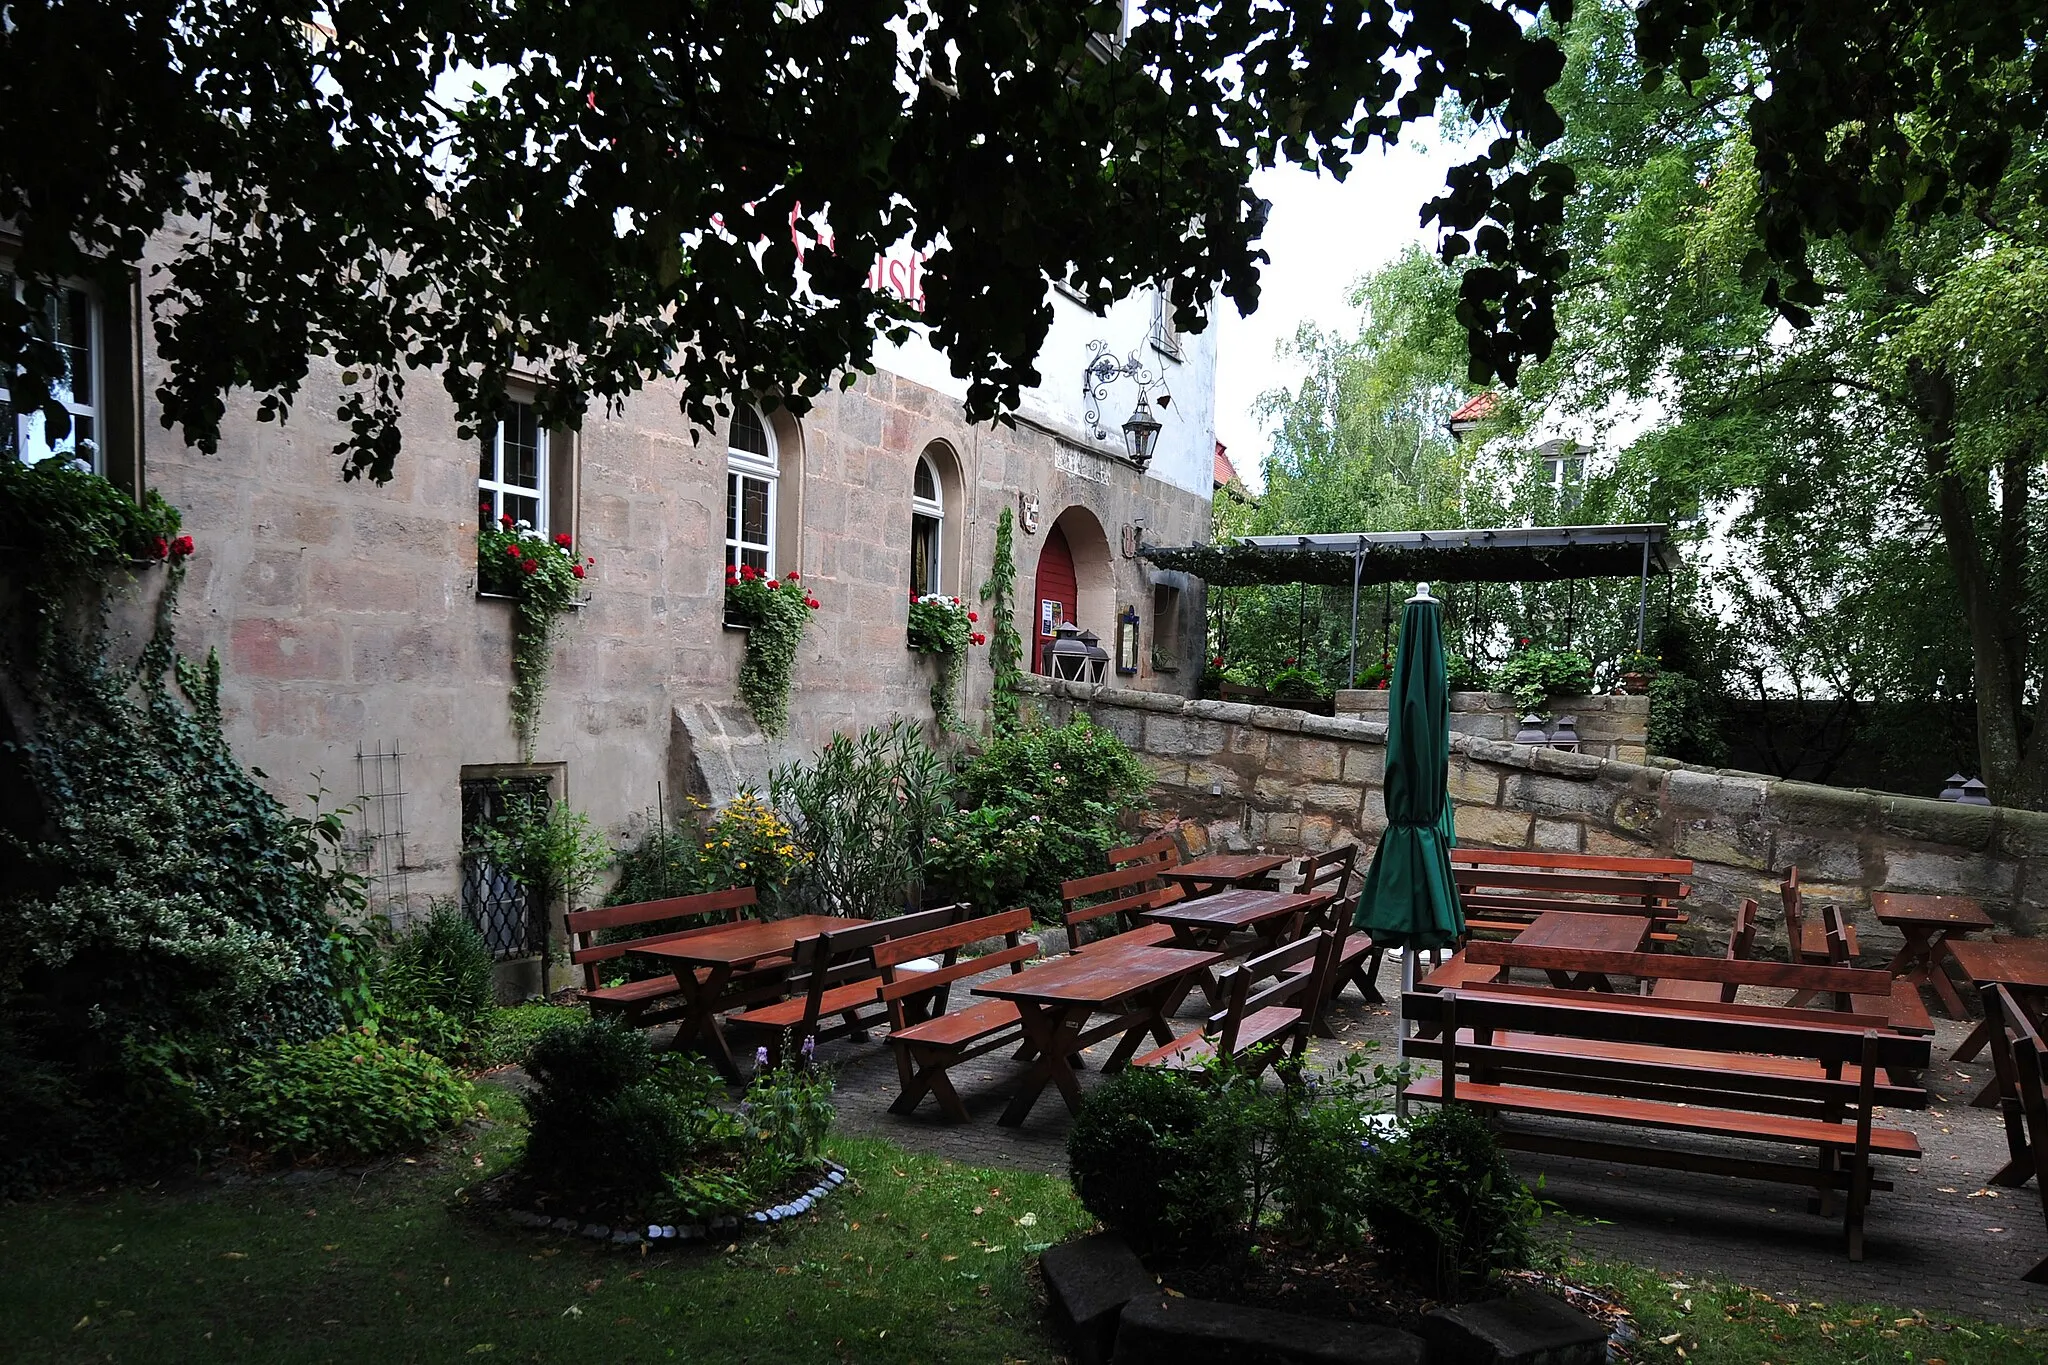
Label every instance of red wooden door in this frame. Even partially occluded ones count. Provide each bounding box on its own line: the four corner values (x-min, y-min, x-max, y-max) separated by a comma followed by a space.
1032, 525, 1077, 675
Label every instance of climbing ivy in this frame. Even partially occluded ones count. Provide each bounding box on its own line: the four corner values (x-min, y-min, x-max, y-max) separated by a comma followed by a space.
980, 507, 1025, 736
476, 512, 591, 761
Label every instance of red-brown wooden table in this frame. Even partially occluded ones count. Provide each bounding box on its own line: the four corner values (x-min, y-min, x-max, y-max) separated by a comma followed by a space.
1142, 889, 1321, 1004
1158, 852, 1291, 897
973, 943, 1224, 1126
1948, 937, 2048, 1105
1510, 911, 1653, 990
1872, 892, 1994, 1019
633, 915, 858, 1079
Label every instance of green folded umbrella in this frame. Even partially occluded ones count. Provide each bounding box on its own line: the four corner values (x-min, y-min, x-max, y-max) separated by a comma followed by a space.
1354, 586, 1464, 951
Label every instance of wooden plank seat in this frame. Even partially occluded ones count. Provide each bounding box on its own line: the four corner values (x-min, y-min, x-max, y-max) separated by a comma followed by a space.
1402, 986, 1929, 1259
1982, 982, 2048, 1282
1061, 838, 1188, 955
875, 909, 1040, 1122
1138, 930, 1342, 1075
563, 887, 771, 1026
726, 904, 961, 1067
1449, 848, 1696, 877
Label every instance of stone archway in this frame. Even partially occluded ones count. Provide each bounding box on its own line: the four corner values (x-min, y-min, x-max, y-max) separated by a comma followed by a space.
1031, 504, 1114, 673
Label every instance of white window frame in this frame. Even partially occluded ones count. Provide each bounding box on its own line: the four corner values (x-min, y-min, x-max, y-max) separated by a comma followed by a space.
1150, 287, 1183, 362
911, 454, 944, 596
479, 401, 550, 534
725, 402, 779, 578
2, 274, 104, 474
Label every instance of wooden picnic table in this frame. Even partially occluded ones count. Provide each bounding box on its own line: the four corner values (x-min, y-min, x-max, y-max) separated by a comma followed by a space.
1141, 889, 1321, 1004
1510, 911, 1652, 990
972, 943, 1224, 1126
1158, 852, 1291, 896
1948, 937, 2048, 1105
1872, 892, 1994, 1019
632, 914, 860, 1079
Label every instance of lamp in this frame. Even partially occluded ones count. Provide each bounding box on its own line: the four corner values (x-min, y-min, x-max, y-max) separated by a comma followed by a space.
1046, 621, 1092, 683
1122, 392, 1162, 471
1078, 628, 1110, 685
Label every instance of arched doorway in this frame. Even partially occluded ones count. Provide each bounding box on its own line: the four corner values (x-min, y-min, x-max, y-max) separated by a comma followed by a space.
1031, 506, 1114, 674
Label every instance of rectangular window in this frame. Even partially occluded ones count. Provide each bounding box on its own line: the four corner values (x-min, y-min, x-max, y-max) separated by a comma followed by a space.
478, 402, 548, 535
460, 769, 556, 960
1151, 583, 1182, 671
1, 277, 102, 472
726, 469, 775, 577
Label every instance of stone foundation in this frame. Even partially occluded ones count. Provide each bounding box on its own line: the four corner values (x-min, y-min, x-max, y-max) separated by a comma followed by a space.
1022, 676, 2048, 952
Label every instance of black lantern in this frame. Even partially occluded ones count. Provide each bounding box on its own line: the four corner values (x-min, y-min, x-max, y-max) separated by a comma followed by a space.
1078, 628, 1111, 685
1046, 621, 1093, 683
1548, 715, 1580, 752
1122, 392, 1162, 471
1939, 773, 1968, 802
1514, 715, 1550, 746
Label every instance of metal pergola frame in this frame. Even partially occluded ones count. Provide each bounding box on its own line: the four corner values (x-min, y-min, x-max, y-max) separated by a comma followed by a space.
1139, 523, 1678, 685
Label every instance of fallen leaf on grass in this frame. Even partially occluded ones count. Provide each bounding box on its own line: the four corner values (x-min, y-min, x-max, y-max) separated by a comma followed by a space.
222, 1252, 247, 1261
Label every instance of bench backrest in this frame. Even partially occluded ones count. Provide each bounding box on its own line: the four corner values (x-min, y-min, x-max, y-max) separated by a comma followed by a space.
780, 903, 963, 1018
1780, 865, 1806, 961
1406, 987, 1930, 1113
1210, 929, 1341, 1060
1450, 978, 1897, 1031
871, 908, 1038, 1028
1464, 939, 1888, 1008
1294, 845, 1360, 930
1985, 983, 2048, 1196
1700, 898, 1761, 1003
1450, 848, 1695, 878
1061, 855, 1186, 949
1108, 836, 1180, 871
563, 886, 759, 989
1454, 866, 1686, 905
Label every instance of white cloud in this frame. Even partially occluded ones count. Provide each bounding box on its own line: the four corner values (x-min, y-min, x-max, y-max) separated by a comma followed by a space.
1214, 131, 1465, 486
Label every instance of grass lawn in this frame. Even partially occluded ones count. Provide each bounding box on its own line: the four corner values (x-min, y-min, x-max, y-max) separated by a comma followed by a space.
0, 1087, 1091, 1364
6, 1079, 2044, 1365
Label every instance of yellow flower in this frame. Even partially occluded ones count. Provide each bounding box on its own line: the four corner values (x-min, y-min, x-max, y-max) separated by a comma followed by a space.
738, 861, 748, 870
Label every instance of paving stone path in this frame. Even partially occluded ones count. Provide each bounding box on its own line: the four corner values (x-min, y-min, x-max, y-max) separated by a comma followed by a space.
776, 943, 2048, 1331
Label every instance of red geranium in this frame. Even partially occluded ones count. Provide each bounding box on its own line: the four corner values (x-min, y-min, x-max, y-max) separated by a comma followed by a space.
505, 544, 522, 559
1212, 655, 1225, 667
500, 513, 514, 528
170, 534, 195, 560
806, 597, 819, 609
521, 558, 539, 574
480, 500, 492, 513
767, 579, 778, 589
967, 611, 978, 623
152, 535, 169, 560
570, 563, 585, 579
786, 570, 799, 582
971, 632, 986, 645
554, 532, 572, 548
740, 563, 757, 580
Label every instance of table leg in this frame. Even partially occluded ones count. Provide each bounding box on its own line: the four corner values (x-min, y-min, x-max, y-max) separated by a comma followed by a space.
671, 964, 743, 1081
999, 1002, 1092, 1127
1923, 933, 1973, 1018
1970, 988, 2048, 1107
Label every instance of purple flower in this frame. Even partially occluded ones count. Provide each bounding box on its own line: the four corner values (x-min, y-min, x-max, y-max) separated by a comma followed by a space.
755, 1046, 770, 1068
801, 1036, 817, 1063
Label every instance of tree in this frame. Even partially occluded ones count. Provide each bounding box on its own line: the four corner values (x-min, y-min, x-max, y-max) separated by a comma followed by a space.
1522, 2, 2033, 799
0, 1, 1581, 483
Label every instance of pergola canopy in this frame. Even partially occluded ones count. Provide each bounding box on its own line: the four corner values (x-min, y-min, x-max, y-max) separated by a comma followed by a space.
1140, 524, 1679, 589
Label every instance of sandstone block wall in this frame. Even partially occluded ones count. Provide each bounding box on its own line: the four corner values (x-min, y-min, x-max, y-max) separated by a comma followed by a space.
1022, 676, 2048, 958
1335, 688, 1649, 763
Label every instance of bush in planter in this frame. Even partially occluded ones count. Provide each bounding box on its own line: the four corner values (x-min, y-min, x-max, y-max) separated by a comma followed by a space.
1490, 644, 1594, 714
907, 593, 986, 733
1359, 1105, 1547, 1293
1265, 661, 1328, 699
225, 1028, 475, 1163
723, 564, 819, 735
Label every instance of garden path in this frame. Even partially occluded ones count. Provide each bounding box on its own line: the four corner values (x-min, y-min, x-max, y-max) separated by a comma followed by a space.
747, 940, 2048, 1331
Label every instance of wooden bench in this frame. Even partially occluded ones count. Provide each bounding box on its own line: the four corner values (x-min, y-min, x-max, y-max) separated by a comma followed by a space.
1453, 863, 1689, 947
1137, 929, 1341, 1077
726, 904, 960, 1067
1061, 837, 1186, 954
1651, 898, 1758, 1004
875, 909, 1040, 1122
1292, 844, 1382, 1007
563, 887, 775, 1027
1465, 939, 1898, 1012
1448, 848, 1696, 877
1402, 986, 1930, 1259
1982, 982, 2048, 1282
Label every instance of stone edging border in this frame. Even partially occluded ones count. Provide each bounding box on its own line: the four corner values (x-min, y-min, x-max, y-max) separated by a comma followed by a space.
498, 1159, 848, 1247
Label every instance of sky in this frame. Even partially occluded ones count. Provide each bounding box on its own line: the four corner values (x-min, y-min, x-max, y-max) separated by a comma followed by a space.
1212, 132, 1464, 488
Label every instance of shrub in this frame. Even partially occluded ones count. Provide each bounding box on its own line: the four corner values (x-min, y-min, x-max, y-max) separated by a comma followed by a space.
471, 1003, 585, 1069
380, 901, 496, 1053
608, 793, 806, 910
1647, 671, 1730, 765
225, 1028, 474, 1163
947, 717, 1149, 916
773, 720, 954, 918
1445, 653, 1489, 692
1359, 1105, 1546, 1293
475, 515, 592, 760
520, 1016, 726, 1195
1491, 645, 1595, 714
733, 1050, 836, 1190
1067, 1066, 1248, 1250
475, 794, 611, 953
920, 803, 1051, 914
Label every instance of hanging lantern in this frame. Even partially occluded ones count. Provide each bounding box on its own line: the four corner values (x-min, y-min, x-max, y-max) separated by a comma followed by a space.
1122, 391, 1163, 471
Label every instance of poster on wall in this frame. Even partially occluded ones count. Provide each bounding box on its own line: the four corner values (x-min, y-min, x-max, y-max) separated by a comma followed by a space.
1041, 600, 1061, 635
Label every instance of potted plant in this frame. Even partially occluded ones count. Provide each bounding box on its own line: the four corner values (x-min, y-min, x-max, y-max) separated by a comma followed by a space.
1490, 642, 1595, 717
1617, 649, 1660, 695
906, 593, 985, 732
477, 512, 593, 759
724, 564, 819, 734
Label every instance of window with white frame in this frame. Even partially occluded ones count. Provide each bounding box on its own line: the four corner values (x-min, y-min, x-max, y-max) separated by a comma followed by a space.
1150, 287, 1183, 362
1535, 438, 1588, 507
2, 277, 102, 472
910, 454, 944, 596
725, 402, 778, 577
478, 401, 548, 534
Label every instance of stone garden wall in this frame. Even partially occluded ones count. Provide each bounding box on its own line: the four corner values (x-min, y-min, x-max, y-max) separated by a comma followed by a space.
1335, 688, 1649, 764
1020, 676, 2048, 955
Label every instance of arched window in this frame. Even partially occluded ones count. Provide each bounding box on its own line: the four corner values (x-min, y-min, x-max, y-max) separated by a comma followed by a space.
910, 452, 943, 596
725, 402, 779, 577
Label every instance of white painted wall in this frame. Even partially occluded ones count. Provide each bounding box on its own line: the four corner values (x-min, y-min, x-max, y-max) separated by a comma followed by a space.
863, 249, 1218, 503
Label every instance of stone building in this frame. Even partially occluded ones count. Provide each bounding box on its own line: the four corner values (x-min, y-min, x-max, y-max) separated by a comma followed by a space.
30, 240, 1216, 952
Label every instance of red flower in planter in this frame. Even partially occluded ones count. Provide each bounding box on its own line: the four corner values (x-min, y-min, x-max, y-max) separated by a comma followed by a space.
1377, 680, 1389, 690
1212, 655, 1225, 667
152, 535, 169, 560
170, 534, 195, 560
521, 558, 539, 574
480, 500, 492, 513
767, 579, 779, 589
971, 632, 986, 645
570, 564, 585, 579
967, 611, 978, 623
500, 513, 514, 528
554, 533, 572, 548
786, 570, 799, 581
505, 544, 522, 559
740, 563, 757, 580
805, 597, 819, 609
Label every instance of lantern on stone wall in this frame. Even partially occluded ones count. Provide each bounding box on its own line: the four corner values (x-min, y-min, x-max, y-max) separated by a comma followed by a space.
1078, 628, 1111, 685
1046, 621, 1093, 683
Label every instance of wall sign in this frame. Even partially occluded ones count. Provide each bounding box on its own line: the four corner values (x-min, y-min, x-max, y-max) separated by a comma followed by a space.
1020, 494, 1041, 534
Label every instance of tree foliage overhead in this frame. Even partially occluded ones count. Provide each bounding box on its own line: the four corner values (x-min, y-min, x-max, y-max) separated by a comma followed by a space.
0, 0, 1582, 483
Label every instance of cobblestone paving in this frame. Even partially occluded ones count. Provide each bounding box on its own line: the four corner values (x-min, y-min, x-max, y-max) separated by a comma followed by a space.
785, 947, 2048, 1330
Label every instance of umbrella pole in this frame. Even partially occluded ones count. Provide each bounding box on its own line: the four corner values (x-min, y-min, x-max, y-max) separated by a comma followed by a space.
1634, 537, 1651, 651
1396, 947, 1415, 1118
